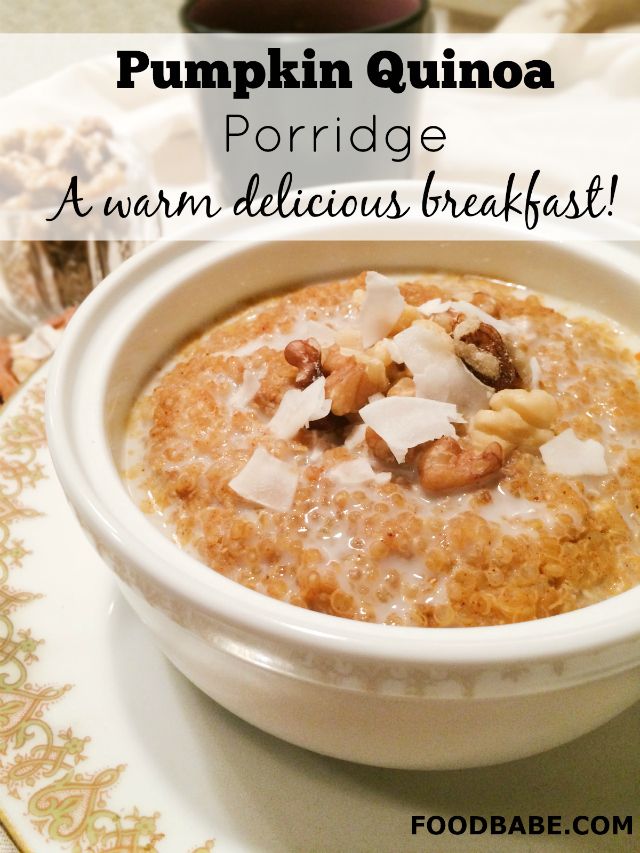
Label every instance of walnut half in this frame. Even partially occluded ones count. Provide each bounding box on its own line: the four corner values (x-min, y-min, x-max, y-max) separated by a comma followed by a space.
470, 389, 559, 455
322, 344, 389, 416
418, 437, 503, 492
453, 319, 519, 391
284, 338, 323, 388
325, 357, 380, 416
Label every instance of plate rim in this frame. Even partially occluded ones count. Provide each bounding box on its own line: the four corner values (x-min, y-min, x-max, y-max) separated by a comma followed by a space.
0, 364, 213, 853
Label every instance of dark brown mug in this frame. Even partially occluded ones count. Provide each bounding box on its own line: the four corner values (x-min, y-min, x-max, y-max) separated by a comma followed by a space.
181, 0, 430, 35
179, 1, 433, 202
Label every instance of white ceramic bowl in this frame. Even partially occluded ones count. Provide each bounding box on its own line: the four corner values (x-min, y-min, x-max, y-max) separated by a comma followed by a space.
46, 186, 640, 769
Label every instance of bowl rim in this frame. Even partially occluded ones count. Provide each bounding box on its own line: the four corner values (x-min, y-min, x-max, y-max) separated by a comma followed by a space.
45, 182, 640, 671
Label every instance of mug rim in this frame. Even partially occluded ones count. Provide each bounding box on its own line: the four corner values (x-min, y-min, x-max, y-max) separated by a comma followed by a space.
180, 0, 430, 35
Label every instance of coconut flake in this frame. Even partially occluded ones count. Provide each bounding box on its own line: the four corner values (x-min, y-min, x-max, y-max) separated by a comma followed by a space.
359, 396, 462, 463
530, 356, 542, 390
382, 337, 403, 363
304, 319, 337, 347
413, 358, 492, 415
344, 423, 367, 449
391, 320, 454, 375
540, 429, 608, 477
359, 271, 405, 348
268, 376, 331, 440
419, 298, 451, 316
327, 458, 391, 486
11, 324, 62, 360
418, 298, 514, 336
228, 447, 299, 511
229, 367, 265, 410
391, 320, 491, 413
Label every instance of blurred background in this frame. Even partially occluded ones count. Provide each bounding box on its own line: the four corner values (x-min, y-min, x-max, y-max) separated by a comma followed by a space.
1, 0, 639, 34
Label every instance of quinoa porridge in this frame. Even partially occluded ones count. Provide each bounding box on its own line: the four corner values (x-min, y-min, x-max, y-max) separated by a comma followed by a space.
125, 271, 640, 627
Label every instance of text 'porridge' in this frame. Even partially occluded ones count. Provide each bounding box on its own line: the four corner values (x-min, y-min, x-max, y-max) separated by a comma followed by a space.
125, 270, 640, 627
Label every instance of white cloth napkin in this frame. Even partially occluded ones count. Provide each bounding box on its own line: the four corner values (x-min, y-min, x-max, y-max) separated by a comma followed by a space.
497, 0, 640, 33
413, 30, 640, 238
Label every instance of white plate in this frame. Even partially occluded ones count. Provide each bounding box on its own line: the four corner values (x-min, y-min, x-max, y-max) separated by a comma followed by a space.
0, 365, 638, 853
